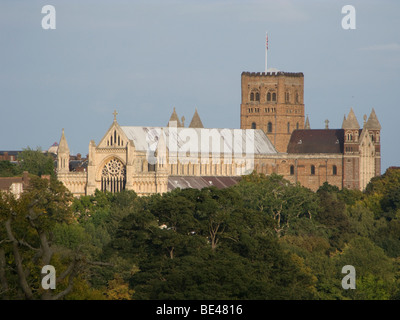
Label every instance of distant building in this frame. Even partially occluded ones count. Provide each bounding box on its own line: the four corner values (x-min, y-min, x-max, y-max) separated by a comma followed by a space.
240, 71, 381, 191
0, 171, 30, 198
57, 70, 381, 196
0, 151, 20, 162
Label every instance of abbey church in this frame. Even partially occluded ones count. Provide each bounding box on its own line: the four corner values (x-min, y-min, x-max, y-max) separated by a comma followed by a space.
56, 70, 381, 197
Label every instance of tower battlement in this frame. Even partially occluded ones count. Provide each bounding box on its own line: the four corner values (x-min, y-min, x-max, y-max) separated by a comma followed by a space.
241, 71, 304, 77
240, 70, 305, 152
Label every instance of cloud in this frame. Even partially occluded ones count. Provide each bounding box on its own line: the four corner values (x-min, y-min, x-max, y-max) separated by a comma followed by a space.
359, 43, 400, 52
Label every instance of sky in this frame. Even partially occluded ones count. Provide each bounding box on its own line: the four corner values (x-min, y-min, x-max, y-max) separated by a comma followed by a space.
0, 0, 399, 173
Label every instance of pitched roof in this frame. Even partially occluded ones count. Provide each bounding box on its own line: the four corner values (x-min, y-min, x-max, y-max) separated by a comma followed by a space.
0, 177, 23, 190
167, 107, 182, 127
58, 129, 70, 154
0, 151, 20, 156
287, 129, 344, 154
0, 172, 30, 191
189, 109, 204, 128
342, 108, 360, 129
364, 108, 381, 130
304, 116, 310, 129
120, 126, 277, 156
168, 176, 241, 191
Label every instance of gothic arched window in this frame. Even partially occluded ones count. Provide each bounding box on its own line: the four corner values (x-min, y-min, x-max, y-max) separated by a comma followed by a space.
290, 165, 295, 175
311, 165, 315, 175
333, 165, 337, 176
251, 122, 256, 129
267, 122, 273, 133
285, 92, 290, 103
267, 92, 271, 102
347, 133, 353, 141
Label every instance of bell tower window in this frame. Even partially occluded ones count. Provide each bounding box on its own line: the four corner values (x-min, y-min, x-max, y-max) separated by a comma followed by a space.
285, 92, 290, 103
267, 122, 273, 133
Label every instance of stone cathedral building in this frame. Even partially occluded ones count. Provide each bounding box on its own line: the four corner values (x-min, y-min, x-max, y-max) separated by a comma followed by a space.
57, 70, 381, 197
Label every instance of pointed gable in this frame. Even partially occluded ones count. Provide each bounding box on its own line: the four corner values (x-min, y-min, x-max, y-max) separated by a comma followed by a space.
304, 115, 310, 129
167, 107, 182, 127
341, 115, 347, 129
189, 108, 204, 128
342, 108, 360, 129
58, 128, 70, 154
155, 128, 167, 165
97, 112, 129, 148
364, 108, 381, 130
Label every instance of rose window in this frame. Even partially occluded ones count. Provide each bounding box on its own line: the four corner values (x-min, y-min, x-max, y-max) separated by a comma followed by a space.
102, 159, 126, 178
101, 158, 126, 192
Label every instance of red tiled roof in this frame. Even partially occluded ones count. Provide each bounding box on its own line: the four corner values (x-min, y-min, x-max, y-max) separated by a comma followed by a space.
287, 129, 344, 154
0, 177, 23, 190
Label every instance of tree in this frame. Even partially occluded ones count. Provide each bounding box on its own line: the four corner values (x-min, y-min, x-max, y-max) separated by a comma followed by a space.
0, 176, 82, 299
234, 173, 318, 237
0, 161, 22, 177
365, 167, 400, 220
18, 147, 55, 177
316, 184, 353, 249
107, 184, 318, 300
335, 237, 397, 300
195, 187, 243, 250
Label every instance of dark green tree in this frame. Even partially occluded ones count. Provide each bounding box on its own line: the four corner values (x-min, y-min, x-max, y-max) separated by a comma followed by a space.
234, 173, 319, 237
316, 184, 353, 250
18, 147, 55, 177
0, 176, 81, 300
0, 161, 22, 177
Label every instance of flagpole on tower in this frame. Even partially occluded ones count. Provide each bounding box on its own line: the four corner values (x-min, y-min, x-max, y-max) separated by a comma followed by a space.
265, 31, 268, 73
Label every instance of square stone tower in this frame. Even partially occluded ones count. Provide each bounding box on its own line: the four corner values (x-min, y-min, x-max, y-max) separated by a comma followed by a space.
240, 71, 305, 153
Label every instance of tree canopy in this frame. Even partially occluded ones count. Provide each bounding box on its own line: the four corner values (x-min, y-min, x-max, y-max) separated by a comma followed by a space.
1, 168, 400, 300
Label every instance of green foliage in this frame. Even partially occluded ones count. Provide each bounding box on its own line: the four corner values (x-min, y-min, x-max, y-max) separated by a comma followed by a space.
316, 184, 353, 249
0, 176, 76, 299
335, 237, 397, 300
0, 161, 22, 177
18, 147, 55, 177
234, 173, 319, 237
365, 167, 400, 220
108, 184, 319, 300
2, 168, 400, 300
373, 219, 400, 258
